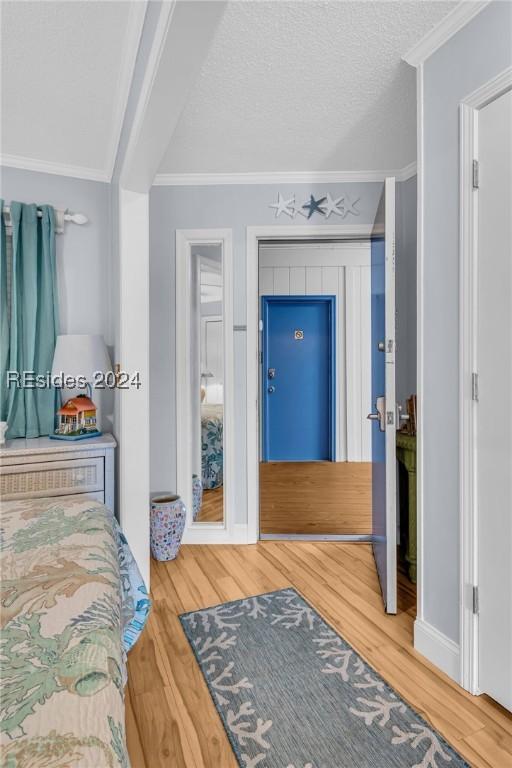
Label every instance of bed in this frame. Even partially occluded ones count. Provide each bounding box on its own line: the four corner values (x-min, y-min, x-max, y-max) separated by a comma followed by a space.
0, 495, 150, 767
201, 403, 223, 490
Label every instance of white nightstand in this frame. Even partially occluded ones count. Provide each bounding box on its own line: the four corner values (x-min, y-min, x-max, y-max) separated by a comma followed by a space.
0, 433, 117, 511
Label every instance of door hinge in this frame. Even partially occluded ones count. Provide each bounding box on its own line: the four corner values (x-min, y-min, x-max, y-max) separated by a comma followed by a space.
472, 372, 479, 402
259, 350, 262, 364
472, 585, 479, 615
472, 159, 479, 189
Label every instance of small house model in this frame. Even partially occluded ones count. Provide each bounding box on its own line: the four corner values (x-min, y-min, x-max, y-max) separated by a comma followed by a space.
56, 394, 98, 436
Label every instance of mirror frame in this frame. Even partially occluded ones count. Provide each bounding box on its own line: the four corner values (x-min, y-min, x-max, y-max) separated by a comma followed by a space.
175, 229, 234, 543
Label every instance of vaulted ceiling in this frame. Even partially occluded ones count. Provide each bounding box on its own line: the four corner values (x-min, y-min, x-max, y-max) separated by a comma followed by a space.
0, 0, 144, 181
157, 1, 457, 176
0, 1, 458, 182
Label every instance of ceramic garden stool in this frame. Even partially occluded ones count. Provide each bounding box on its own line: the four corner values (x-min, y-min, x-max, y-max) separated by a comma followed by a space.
150, 494, 186, 561
192, 474, 203, 521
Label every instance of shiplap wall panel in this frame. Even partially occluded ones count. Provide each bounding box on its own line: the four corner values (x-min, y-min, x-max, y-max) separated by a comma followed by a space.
337, 266, 347, 461
274, 267, 290, 295
306, 266, 322, 294
259, 267, 274, 296
289, 267, 306, 295
258, 243, 371, 462
321, 266, 339, 296
346, 266, 362, 461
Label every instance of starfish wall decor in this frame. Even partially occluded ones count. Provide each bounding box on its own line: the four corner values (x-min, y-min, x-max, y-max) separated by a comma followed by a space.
269, 192, 360, 220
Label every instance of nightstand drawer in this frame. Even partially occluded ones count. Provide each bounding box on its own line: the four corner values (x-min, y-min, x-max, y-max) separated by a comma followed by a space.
0, 457, 104, 500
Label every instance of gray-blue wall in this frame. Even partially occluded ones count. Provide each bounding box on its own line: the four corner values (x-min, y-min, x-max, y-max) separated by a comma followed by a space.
149, 180, 417, 521
422, 0, 512, 643
0, 165, 115, 430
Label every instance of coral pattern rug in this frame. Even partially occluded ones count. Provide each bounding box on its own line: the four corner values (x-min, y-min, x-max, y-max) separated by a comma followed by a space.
180, 588, 469, 768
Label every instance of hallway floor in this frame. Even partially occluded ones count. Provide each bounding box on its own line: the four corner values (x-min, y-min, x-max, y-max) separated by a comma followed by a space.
260, 462, 372, 534
126, 543, 511, 767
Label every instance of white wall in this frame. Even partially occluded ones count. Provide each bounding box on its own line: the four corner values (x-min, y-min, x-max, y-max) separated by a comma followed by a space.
0, 165, 114, 431
258, 242, 372, 462
422, 1, 512, 645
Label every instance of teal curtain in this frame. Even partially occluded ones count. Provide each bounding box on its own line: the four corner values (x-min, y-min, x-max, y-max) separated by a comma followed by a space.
1, 202, 59, 438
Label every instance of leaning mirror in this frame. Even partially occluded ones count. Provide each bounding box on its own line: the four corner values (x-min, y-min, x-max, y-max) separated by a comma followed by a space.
191, 245, 224, 524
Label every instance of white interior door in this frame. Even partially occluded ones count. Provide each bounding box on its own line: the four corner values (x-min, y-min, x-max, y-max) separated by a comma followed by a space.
369, 177, 397, 613
477, 88, 512, 711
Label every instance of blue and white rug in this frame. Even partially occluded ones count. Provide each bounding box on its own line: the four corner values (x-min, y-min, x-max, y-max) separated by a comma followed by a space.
180, 588, 469, 768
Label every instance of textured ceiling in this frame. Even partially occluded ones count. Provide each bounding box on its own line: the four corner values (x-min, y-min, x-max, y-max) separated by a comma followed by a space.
159, 1, 457, 175
0, 0, 138, 177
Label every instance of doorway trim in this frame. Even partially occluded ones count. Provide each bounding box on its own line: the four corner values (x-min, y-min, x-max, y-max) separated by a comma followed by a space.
175, 228, 237, 544
459, 67, 512, 694
261, 295, 336, 462
246, 223, 373, 542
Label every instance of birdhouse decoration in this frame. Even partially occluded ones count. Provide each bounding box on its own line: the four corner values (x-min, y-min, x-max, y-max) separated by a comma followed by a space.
54, 394, 101, 440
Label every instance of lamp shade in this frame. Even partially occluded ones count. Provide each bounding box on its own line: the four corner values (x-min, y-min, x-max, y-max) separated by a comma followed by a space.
52, 334, 112, 382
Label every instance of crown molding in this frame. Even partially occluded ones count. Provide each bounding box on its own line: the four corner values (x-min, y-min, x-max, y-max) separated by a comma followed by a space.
0, 154, 110, 183
153, 162, 417, 187
105, 1, 147, 180
463, 65, 512, 109
395, 161, 417, 182
0, 155, 417, 188
403, 1, 490, 67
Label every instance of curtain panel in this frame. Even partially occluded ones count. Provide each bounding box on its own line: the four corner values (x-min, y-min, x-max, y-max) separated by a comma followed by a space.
0, 201, 59, 438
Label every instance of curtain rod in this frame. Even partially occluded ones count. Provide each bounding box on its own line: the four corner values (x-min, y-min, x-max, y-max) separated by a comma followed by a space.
2, 205, 88, 234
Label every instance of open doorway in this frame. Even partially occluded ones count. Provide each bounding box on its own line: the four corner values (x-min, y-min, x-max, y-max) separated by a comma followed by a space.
257, 239, 373, 538
248, 179, 417, 617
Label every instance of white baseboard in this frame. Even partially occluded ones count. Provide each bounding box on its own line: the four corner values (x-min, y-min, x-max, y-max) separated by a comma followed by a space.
414, 618, 460, 684
182, 523, 249, 545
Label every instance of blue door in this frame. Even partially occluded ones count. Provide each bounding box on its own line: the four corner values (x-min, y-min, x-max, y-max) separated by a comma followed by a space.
369, 177, 397, 614
262, 296, 335, 461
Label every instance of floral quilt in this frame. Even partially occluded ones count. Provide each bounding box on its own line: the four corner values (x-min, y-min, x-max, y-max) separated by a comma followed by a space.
201, 404, 223, 490
0, 495, 150, 768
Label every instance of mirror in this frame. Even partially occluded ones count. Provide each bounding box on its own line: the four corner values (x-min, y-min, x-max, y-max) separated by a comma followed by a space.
191, 245, 224, 524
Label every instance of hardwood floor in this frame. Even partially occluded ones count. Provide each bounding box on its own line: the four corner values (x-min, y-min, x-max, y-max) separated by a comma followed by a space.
196, 487, 223, 522
126, 543, 512, 768
260, 461, 372, 534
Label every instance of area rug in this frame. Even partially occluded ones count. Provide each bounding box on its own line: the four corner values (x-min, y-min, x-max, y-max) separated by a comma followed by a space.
180, 588, 470, 768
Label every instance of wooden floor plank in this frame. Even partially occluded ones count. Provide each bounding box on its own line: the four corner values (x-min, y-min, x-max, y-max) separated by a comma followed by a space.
127, 543, 511, 768
260, 461, 372, 534
196, 487, 223, 523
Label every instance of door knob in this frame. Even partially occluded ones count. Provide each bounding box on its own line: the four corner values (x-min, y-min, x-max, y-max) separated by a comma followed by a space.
268, 386, 275, 393
367, 395, 386, 432
397, 404, 410, 426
